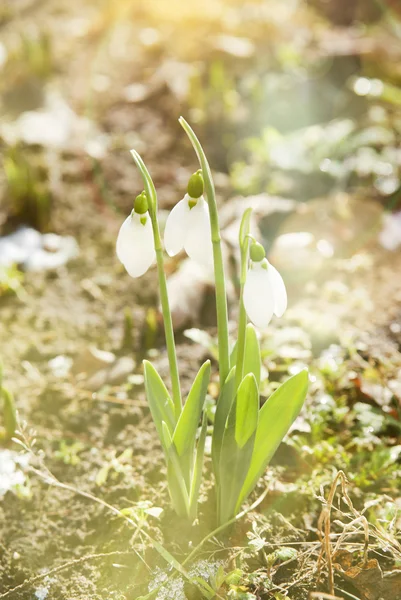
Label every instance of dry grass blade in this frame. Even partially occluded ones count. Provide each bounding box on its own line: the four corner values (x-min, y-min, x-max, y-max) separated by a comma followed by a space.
316, 468, 401, 598
310, 593, 344, 600
316, 471, 369, 595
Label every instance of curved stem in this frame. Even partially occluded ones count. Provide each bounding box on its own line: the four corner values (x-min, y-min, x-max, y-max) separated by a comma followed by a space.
235, 209, 252, 388
178, 118, 230, 387
130, 150, 182, 417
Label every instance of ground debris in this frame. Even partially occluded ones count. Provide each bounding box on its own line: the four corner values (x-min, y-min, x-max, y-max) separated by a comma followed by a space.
334, 549, 401, 600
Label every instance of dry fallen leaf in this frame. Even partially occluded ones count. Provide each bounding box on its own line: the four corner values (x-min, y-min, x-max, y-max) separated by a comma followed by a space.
334, 549, 401, 600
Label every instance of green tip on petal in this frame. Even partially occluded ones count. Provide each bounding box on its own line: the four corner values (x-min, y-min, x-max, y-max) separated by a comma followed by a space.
187, 171, 204, 199
250, 241, 266, 262
134, 191, 148, 215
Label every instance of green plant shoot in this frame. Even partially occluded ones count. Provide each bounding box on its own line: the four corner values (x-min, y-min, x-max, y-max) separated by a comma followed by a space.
116, 119, 308, 525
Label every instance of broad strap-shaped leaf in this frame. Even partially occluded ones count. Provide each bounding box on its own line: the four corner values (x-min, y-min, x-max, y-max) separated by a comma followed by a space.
162, 422, 190, 518
188, 413, 208, 520
211, 366, 236, 478
173, 360, 210, 457
243, 324, 261, 388
236, 369, 308, 511
218, 378, 257, 524
143, 360, 176, 447
235, 373, 259, 448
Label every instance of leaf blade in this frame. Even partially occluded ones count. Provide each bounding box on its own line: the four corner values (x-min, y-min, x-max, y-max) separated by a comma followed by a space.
143, 360, 176, 446
188, 413, 208, 520
162, 422, 190, 518
237, 369, 308, 511
173, 360, 211, 457
211, 366, 236, 477
235, 373, 259, 449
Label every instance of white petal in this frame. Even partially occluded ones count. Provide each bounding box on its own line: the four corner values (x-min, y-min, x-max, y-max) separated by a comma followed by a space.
267, 264, 287, 317
116, 214, 135, 265
243, 263, 274, 328
184, 197, 213, 268
164, 198, 190, 256
116, 213, 155, 278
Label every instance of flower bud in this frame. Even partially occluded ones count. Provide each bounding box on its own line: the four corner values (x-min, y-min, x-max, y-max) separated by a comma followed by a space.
249, 241, 265, 262
187, 170, 204, 199
134, 191, 148, 215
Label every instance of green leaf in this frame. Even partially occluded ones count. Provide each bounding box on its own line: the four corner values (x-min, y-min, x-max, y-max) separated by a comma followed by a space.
235, 373, 259, 448
173, 360, 210, 457
243, 324, 261, 387
236, 369, 308, 511
212, 366, 236, 477
218, 391, 256, 524
162, 422, 190, 517
143, 360, 176, 448
188, 413, 207, 520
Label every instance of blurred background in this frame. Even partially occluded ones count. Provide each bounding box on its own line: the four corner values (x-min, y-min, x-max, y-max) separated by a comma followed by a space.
2, 1, 401, 598
1, 0, 401, 351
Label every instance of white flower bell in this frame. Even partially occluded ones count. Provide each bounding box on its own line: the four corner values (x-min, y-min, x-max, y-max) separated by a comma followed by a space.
164, 171, 213, 268
243, 242, 287, 328
116, 192, 155, 278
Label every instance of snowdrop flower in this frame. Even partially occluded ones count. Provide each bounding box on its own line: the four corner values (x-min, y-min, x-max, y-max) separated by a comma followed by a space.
164, 171, 213, 268
116, 192, 155, 278
243, 242, 287, 328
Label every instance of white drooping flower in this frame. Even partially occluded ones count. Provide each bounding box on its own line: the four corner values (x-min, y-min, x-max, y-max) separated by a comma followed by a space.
243, 244, 287, 328
116, 193, 155, 278
164, 171, 213, 268
164, 194, 212, 267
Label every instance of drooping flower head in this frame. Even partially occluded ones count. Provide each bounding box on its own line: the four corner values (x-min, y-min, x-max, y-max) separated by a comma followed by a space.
116, 191, 155, 278
164, 171, 213, 268
243, 241, 287, 328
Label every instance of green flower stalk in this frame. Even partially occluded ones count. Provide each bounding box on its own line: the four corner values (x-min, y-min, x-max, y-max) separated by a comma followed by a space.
178, 117, 230, 388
